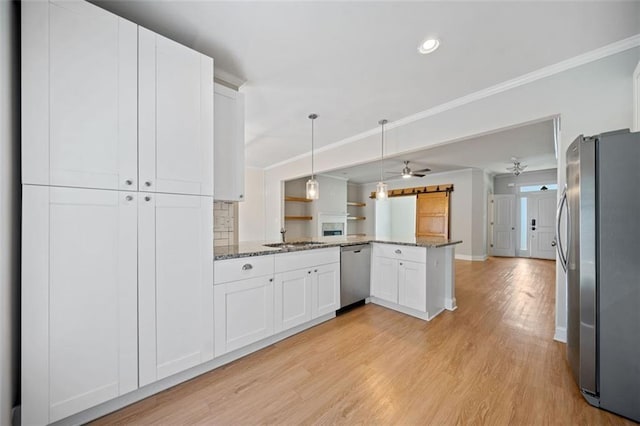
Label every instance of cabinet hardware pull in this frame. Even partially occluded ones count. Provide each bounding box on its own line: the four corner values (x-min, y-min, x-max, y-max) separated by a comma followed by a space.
395, 249, 402, 254
145, 181, 152, 187
125, 195, 133, 201
308, 271, 311, 274
399, 262, 403, 265
125, 179, 133, 186
145, 196, 151, 202
314, 269, 318, 273
242, 264, 253, 271
269, 278, 273, 282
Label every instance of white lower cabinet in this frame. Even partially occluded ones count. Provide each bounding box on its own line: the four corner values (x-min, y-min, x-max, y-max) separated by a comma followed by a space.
214, 248, 341, 356
138, 193, 214, 386
312, 262, 341, 318
22, 186, 138, 425
274, 268, 312, 333
214, 276, 275, 356
398, 260, 427, 312
371, 256, 398, 303
371, 244, 429, 318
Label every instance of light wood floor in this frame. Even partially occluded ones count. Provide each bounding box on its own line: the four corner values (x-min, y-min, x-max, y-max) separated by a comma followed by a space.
94, 257, 634, 425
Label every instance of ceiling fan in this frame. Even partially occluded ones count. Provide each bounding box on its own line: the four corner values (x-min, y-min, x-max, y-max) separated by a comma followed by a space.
507, 157, 527, 176
387, 161, 431, 179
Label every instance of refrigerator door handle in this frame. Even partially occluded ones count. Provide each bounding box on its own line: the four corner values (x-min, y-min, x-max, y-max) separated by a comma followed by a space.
556, 186, 569, 272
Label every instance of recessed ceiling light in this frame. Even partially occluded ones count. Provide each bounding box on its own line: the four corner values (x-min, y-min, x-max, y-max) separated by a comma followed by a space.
418, 38, 440, 55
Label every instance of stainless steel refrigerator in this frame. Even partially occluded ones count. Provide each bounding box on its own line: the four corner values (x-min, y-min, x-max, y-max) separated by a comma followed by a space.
557, 129, 640, 422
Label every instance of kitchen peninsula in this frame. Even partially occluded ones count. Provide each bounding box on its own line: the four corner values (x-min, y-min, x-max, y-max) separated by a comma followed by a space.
214, 236, 461, 326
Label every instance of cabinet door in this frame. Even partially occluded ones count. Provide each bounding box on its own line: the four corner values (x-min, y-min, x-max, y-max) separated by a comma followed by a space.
398, 260, 427, 312
138, 193, 214, 386
139, 28, 214, 196
312, 263, 341, 318
214, 277, 274, 356
22, 186, 138, 425
22, 1, 137, 190
371, 256, 398, 303
214, 83, 245, 201
274, 269, 312, 333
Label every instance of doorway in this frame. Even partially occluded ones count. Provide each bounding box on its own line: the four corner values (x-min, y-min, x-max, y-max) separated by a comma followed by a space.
491, 180, 557, 260
519, 191, 557, 259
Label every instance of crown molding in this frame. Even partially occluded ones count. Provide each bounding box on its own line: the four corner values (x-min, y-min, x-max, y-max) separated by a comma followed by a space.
214, 68, 246, 90
265, 34, 640, 171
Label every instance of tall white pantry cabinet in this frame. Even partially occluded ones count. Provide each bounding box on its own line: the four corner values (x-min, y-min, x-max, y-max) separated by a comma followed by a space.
21, 1, 214, 425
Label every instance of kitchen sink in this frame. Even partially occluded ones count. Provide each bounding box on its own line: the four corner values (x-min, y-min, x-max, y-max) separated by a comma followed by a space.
263, 241, 326, 249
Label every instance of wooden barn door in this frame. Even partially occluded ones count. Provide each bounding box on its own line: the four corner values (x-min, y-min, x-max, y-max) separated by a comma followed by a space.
415, 192, 450, 238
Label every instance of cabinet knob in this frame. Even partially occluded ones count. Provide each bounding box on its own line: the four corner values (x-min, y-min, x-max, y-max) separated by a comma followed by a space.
314, 269, 318, 273
308, 271, 311, 274
242, 264, 253, 271
125, 179, 133, 186
269, 278, 273, 282
145, 196, 151, 202
395, 249, 402, 254
239, 194, 244, 199
125, 195, 133, 201
399, 262, 403, 266
145, 181, 152, 187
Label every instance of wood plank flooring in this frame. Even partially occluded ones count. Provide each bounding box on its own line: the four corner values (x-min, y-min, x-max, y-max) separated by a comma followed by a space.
94, 257, 634, 425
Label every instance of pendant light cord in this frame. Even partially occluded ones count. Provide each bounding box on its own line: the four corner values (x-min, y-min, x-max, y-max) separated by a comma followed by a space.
309, 113, 318, 179
379, 119, 387, 182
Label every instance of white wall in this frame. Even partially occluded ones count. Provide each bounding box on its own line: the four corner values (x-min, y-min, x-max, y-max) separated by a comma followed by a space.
0, 1, 20, 423
238, 166, 266, 242
263, 47, 640, 344
389, 195, 417, 239
494, 168, 558, 195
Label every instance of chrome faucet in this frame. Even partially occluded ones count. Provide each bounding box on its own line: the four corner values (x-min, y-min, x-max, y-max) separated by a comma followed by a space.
280, 227, 287, 243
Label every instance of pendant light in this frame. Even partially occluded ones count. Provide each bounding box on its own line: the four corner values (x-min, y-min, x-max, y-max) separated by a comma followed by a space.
375, 119, 389, 200
306, 113, 319, 200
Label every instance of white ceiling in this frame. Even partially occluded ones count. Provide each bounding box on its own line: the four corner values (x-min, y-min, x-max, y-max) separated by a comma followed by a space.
93, 1, 640, 168
322, 118, 557, 184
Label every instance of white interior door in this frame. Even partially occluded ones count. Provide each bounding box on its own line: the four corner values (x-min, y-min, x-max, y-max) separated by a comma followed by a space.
528, 192, 557, 260
491, 194, 515, 257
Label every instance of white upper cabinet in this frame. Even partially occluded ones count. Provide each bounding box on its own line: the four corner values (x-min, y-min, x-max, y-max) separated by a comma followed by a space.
139, 28, 214, 196
138, 193, 214, 387
22, 0, 138, 190
22, 1, 214, 195
214, 83, 245, 201
22, 186, 138, 425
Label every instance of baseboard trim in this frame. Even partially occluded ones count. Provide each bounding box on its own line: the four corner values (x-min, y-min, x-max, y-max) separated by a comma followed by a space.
554, 326, 567, 343
455, 254, 488, 262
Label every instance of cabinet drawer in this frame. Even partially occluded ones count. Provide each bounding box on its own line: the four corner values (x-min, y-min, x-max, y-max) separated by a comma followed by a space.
372, 243, 426, 264
274, 247, 340, 273
215, 255, 274, 284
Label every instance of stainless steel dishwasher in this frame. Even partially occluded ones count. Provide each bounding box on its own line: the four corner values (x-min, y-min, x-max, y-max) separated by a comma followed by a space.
340, 244, 371, 309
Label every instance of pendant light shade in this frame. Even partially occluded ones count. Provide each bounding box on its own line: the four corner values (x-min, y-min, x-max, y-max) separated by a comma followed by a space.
376, 119, 389, 200
306, 113, 319, 200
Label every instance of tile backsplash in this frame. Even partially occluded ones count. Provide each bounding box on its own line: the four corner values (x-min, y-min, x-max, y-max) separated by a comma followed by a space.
214, 201, 238, 246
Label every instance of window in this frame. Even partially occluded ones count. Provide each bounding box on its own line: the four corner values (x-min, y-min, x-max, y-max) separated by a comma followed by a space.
519, 183, 558, 193
520, 197, 528, 251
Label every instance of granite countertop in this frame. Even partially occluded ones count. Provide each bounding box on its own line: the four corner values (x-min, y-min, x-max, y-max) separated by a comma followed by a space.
214, 235, 462, 260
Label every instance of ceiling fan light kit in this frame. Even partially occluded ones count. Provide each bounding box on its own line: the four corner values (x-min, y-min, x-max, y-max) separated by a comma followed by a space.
507, 157, 527, 176
306, 113, 319, 200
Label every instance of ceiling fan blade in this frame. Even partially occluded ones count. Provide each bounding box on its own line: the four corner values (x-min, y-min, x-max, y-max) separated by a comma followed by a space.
412, 173, 426, 177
